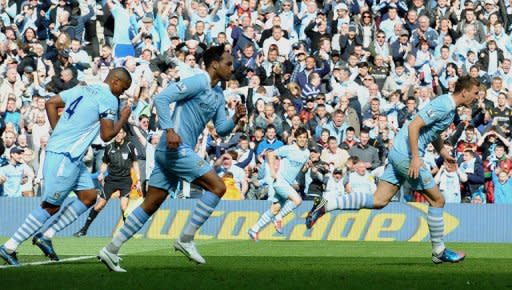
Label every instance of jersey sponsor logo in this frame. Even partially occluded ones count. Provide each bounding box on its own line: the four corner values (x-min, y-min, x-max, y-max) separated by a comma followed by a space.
176, 82, 187, 92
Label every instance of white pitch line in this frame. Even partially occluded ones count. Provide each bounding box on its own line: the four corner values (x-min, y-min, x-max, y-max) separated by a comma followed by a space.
0, 255, 96, 269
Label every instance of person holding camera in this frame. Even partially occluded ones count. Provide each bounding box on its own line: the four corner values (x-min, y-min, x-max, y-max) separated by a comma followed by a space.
305, 148, 329, 199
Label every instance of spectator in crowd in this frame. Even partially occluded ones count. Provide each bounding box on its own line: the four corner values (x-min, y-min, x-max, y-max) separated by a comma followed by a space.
349, 129, 381, 171
435, 159, 464, 203
256, 125, 283, 156
255, 103, 283, 135
458, 148, 485, 202
320, 136, 349, 171
215, 151, 248, 199
319, 109, 348, 144
0, 147, 33, 197
324, 168, 345, 201
0, 0, 509, 206
345, 159, 376, 194
492, 167, 512, 204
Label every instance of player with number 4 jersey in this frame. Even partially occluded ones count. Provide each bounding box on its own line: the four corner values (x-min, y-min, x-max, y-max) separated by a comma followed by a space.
0, 68, 132, 266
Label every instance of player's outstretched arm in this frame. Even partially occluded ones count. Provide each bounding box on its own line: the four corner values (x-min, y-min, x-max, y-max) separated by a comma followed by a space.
45, 95, 65, 129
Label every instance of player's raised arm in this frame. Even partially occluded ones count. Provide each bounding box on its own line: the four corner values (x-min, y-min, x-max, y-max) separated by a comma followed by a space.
99, 104, 131, 142
154, 74, 210, 131
99, 67, 133, 142
213, 100, 246, 136
45, 95, 65, 130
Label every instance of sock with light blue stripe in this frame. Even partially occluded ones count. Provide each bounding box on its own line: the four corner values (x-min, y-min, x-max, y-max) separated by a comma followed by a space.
107, 207, 150, 254
325, 192, 374, 211
181, 191, 220, 242
44, 199, 88, 239
275, 200, 297, 221
4, 207, 51, 252
251, 209, 274, 233
427, 207, 445, 255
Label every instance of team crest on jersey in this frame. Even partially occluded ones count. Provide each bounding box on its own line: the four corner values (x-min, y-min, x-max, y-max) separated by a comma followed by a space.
176, 82, 187, 92
122, 153, 128, 160
53, 192, 61, 200
197, 160, 205, 168
199, 103, 210, 110
426, 109, 435, 119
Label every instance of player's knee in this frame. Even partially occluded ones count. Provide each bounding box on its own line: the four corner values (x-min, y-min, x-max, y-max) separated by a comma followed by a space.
271, 205, 280, 215
81, 196, 97, 207
372, 196, 389, 209
41, 202, 60, 215
211, 183, 227, 197
431, 196, 445, 208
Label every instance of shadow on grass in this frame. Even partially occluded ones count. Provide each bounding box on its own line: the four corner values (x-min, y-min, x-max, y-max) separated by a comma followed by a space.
2, 256, 512, 290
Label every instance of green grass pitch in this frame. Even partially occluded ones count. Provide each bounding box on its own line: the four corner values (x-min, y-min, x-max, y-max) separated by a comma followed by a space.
1, 238, 512, 290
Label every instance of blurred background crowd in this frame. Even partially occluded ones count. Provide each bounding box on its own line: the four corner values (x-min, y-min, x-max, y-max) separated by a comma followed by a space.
0, 0, 511, 204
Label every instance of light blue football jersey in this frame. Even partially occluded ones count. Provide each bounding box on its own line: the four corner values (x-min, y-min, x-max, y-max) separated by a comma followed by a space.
154, 72, 234, 150
46, 84, 118, 159
275, 144, 310, 184
392, 94, 456, 157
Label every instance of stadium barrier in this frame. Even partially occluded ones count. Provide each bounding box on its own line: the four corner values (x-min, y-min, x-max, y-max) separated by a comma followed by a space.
1, 198, 511, 243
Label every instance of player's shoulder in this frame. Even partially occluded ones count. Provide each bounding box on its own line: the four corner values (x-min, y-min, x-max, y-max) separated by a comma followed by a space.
423, 94, 454, 113
431, 94, 453, 107
181, 71, 210, 86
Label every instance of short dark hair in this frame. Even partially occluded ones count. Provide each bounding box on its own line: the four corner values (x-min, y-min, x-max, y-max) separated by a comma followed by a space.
108, 67, 132, 84
266, 124, 276, 132
294, 127, 308, 138
202, 45, 226, 68
239, 134, 249, 141
334, 109, 344, 116
360, 128, 370, 135
227, 150, 238, 160
346, 127, 355, 133
454, 75, 480, 94
348, 155, 360, 163
327, 136, 337, 143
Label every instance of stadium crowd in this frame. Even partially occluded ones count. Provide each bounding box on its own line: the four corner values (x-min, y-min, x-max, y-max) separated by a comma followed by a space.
0, 0, 511, 204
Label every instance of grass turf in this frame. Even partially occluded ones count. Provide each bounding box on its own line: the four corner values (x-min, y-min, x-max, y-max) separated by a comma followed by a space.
1, 238, 512, 290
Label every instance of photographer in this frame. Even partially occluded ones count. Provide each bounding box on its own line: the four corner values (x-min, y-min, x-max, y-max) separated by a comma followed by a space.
304, 148, 329, 199
246, 166, 268, 200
